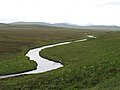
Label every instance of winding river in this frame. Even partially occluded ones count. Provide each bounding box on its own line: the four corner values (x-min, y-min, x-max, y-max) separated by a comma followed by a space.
0, 36, 95, 79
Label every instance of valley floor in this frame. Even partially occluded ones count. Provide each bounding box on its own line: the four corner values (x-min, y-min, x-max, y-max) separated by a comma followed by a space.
0, 25, 119, 90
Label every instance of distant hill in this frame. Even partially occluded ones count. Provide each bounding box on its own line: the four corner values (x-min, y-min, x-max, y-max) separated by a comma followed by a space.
10, 22, 82, 29
80, 25, 120, 31
11, 22, 80, 28
52, 23, 81, 28
2, 22, 120, 31
52, 23, 120, 30
0, 23, 8, 27
11, 22, 51, 26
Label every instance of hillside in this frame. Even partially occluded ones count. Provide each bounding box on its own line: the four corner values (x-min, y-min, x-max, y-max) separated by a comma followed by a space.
9, 22, 120, 30
0, 24, 105, 89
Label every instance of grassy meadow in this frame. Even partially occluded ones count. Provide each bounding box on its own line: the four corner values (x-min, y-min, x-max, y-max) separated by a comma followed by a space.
0, 24, 99, 75
0, 24, 119, 89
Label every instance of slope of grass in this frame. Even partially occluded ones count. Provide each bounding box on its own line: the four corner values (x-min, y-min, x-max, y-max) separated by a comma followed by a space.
0, 25, 111, 89
0, 25, 102, 75
40, 31, 120, 89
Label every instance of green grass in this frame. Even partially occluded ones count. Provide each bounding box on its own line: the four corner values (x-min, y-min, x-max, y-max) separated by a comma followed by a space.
0, 25, 102, 75
0, 24, 117, 90
40, 31, 120, 90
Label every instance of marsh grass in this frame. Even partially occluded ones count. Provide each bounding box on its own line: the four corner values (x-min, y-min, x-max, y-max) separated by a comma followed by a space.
0, 25, 102, 75
0, 24, 111, 89
39, 31, 120, 89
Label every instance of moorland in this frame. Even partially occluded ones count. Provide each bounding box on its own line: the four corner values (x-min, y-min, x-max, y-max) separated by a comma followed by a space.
0, 23, 120, 90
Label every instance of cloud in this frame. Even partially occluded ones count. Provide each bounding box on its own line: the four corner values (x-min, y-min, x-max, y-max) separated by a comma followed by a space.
97, 1, 120, 7
96, 0, 120, 8
107, 1, 120, 5
0, 0, 120, 25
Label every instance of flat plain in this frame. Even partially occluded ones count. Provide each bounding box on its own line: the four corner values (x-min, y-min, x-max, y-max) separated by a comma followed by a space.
0, 24, 119, 90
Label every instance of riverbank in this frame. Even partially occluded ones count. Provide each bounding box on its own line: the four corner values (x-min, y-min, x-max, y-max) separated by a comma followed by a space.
0, 38, 89, 79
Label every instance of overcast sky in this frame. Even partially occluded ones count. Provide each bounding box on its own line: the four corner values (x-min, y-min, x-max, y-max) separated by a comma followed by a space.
0, 0, 120, 26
